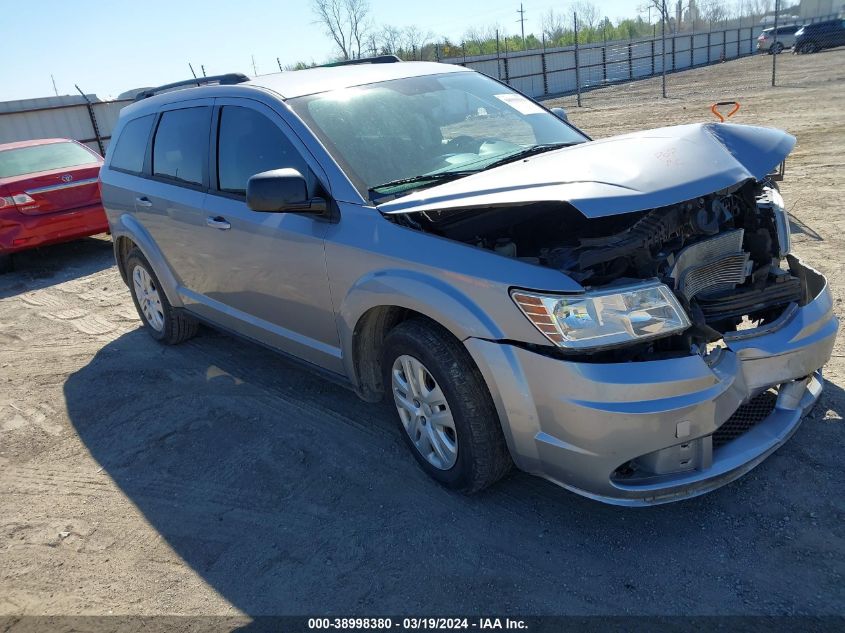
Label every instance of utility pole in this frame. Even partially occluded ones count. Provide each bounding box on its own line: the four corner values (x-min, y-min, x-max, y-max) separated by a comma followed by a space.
517, 3, 526, 50
50, 74, 59, 97
201, 65, 206, 77
277, 57, 283, 72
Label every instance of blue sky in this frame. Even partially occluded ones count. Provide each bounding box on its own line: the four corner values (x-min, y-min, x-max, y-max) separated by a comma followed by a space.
2, 0, 641, 101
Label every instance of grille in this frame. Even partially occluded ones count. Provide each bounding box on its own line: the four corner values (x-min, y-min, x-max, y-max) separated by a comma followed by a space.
712, 389, 778, 449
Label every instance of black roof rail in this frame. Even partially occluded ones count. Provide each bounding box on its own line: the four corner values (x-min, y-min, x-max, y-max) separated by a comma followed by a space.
320, 55, 402, 68
134, 73, 250, 101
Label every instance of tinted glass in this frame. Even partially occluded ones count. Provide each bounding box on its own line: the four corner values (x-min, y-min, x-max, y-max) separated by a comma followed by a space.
217, 106, 307, 194
110, 114, 154, 173
152, 107, 210, 186
0, 142, 99, 178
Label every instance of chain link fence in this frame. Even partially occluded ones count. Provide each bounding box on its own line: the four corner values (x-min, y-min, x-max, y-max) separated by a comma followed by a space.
442, 9, 841, 110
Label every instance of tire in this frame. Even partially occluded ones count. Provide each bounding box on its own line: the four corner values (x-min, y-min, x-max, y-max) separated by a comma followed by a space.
771, 42, 783, 55
382, 319, 512, 493
124, 248, 198, 344
0, 253, 13, 274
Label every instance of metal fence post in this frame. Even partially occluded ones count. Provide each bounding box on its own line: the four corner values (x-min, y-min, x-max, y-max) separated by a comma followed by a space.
541, 34, 549, 96
661, 0, 667, 98
574, 12, 582, 106
690, 34, 694, 67
771, 0, 780, 86
651, 38, 655, 75
75, 85, 105, 156
496, 29, 501, 80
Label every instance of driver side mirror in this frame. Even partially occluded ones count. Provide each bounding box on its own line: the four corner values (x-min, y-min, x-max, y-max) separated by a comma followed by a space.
550, 107, 569, 122
246, 168, 328, 215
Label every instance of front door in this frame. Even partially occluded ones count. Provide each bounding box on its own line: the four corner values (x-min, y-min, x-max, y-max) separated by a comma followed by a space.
189, 99, 341, 372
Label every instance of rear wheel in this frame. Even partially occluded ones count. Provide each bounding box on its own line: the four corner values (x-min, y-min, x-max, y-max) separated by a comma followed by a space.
382, 319, 512, 493
801, 42, 818, 54
125, 248, 198, 344
771, 42, 784, 54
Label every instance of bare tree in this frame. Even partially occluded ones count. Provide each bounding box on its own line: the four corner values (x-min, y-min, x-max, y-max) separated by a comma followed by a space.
379, 24, 403, 55
402, 25, 434, 59
571, 1, 600, 29
699, 0, 728, 22
540, 8, 566, 41
311, 0, 371, 60
748, 0, 773, 16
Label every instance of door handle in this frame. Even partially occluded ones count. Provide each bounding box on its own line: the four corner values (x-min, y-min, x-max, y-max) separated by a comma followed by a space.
135, 196, 153, 208
206, 216, 231, 230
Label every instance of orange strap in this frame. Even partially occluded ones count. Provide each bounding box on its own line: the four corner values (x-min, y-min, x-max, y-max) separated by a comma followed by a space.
711, 101, 741, 122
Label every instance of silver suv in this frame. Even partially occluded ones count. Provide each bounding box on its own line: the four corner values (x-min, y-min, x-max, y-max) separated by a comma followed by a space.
100, 59, 837, 505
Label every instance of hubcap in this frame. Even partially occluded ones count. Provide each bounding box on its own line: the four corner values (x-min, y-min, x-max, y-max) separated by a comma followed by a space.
132, 265, 164, 332
391, 355, 458, 470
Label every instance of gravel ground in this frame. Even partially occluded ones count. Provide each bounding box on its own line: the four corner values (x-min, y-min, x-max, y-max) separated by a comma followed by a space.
1, 49, 843, 619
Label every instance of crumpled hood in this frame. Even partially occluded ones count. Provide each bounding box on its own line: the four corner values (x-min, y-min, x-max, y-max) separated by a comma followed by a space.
379, 122, 795, 218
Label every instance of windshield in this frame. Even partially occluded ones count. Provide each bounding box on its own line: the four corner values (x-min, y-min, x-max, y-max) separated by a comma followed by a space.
289, 71, 588, 200
0, 142, 99, 178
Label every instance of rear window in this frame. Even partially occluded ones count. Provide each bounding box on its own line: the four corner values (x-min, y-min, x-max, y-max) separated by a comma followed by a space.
110, 115, 155, 174
0, 142, 98, 178
152, 107, 211, 186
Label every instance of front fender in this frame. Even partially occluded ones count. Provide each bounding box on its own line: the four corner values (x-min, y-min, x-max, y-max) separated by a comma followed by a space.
110, 213, 183, 309
338, 268, 509, 385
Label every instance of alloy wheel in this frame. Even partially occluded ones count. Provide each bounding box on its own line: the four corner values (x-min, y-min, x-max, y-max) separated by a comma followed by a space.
391, 354, 458, 470
132, 265, 165, 332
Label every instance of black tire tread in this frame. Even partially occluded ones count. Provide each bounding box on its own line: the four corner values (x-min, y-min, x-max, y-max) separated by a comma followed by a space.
383, 318, 512, 493
124, 247, 198, 345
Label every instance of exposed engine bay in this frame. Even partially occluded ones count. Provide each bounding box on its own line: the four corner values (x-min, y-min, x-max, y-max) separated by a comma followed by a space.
390, 179, 804, 354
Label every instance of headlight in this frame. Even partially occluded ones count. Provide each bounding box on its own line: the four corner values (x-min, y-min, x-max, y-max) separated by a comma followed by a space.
769, 187, 791, 258
512, 281, 691, 350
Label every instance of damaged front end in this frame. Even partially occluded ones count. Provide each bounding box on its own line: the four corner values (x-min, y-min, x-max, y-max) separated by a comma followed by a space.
381, 123, 815, 361
390, 179, 803, 359
381, 122, 837, 503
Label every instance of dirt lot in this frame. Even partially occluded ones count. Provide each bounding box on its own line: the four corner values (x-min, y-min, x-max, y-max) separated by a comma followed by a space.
1, 50, 844, 620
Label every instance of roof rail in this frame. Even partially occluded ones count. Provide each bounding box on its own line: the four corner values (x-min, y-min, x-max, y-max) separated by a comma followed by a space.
134, 73, 250, 101
320, 55, 402, 68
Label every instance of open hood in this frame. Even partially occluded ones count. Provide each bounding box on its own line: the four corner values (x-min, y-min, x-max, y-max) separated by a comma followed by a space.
379, 123, 795, 218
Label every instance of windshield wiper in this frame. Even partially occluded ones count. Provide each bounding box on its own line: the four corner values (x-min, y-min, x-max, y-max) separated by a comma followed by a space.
479, 142, 576, 172
368, 170, 477, 201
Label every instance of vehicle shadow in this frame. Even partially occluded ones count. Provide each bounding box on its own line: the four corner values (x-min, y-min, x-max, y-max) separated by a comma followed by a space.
0, 236, 115, 299
63, 327, 845, 618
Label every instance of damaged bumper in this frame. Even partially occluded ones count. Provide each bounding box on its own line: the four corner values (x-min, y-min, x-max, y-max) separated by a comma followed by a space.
466, 257, 837, 506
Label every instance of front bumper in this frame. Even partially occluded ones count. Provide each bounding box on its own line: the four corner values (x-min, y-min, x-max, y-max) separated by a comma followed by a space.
466, 258, 837, 506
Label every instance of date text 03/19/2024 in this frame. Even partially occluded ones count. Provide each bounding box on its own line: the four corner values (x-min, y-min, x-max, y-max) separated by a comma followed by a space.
307, 617, 529, 630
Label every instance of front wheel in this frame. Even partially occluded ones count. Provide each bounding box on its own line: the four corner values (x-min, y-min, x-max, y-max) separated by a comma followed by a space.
382, 319, 512, 493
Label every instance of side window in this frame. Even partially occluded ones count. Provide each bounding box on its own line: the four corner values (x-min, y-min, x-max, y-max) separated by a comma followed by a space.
110, 115, 154, 174
217, 106, 308, 195
152, 107, 210, 186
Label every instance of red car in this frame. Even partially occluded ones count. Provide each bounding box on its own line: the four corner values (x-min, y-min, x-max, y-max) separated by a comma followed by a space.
0, 138, 108, 272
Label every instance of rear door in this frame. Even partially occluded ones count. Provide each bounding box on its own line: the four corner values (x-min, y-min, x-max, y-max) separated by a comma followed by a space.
0, 141, 102, 215
193, 98, 341, 371
132, 99, 213, 286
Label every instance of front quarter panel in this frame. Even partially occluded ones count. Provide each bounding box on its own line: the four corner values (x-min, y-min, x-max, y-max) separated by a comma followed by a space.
326, 203, 583, 385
